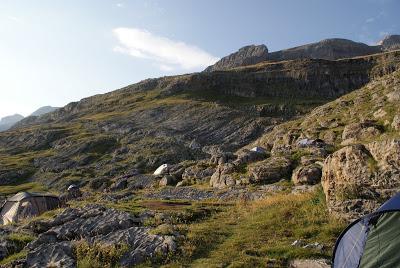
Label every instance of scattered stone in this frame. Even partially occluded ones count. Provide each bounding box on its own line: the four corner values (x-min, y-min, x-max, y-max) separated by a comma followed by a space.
289, 259, 330, 268
373, 108, 387, 118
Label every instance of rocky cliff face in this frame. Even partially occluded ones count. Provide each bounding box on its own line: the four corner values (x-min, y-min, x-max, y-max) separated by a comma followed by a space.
268, 38, 381, 62
205, 36, 400, 72
204, 44, 268, 72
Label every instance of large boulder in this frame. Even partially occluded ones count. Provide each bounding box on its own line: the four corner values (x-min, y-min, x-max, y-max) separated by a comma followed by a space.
209, 163, 237, 189
292, 165, 322, 185
248, 157, 292, 184
321, 140, 400, 219
234, 149, 266, 165
341, 121, 382, 145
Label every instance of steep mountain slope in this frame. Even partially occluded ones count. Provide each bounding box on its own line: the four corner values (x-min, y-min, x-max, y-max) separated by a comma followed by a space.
0, 51, 400, 190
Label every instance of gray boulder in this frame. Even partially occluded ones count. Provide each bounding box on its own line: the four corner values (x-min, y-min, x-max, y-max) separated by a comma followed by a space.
248, 157, 292, 184
209, 163, 237, 188
234, 149, 266, 165
292, 165, 322, 185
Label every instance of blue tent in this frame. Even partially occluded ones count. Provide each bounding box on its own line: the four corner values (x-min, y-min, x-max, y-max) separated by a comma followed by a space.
332, 192, 400, 268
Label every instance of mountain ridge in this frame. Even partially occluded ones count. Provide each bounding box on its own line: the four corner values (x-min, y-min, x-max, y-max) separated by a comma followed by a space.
205, 35, 400, 72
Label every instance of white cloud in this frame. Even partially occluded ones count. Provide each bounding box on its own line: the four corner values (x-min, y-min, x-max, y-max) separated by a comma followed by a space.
112, 27, 219, 71
116, 3, 123, 8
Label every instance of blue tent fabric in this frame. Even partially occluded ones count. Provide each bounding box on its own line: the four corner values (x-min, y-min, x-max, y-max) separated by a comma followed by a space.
333, 216, 372, 268
377, 192, 400, 212
333, 193, 400, 268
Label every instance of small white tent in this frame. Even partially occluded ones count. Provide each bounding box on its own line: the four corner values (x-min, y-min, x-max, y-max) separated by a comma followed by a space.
250, 146, 266, 153
0, 192, 60, 225
153, 164, 169, 175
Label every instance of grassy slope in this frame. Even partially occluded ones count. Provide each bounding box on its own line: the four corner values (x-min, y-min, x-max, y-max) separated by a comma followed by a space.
165, 189, 345, 267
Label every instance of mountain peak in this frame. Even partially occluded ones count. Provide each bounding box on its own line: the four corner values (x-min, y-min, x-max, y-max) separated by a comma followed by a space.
204, 44, 268, 72
378, 34, 400, 50
30, 106, 59, 117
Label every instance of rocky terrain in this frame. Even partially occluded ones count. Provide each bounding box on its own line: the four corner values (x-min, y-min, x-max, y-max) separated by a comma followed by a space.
0, 39, 400, 267
205, 35, 400, 71
251, 69, 400, 220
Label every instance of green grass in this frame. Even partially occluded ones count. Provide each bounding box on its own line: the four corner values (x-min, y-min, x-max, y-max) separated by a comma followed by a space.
0, 233, 35, 265
169, 189, 345, 267
0, 182, 47, 196
75, 240, 129, 268
0, 250, 28, 265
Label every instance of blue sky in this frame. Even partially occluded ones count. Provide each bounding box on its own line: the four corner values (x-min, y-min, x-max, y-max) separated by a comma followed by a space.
0, 0, 399, 118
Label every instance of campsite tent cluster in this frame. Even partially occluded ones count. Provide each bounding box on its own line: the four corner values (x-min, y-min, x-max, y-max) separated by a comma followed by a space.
0, 192, 60, 225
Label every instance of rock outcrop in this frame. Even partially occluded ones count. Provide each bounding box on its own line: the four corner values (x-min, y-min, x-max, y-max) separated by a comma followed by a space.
20, 204, 177, 267
268, 38, 381, 62
205, 37, 399, 72
249, 156, 293, 184
204, 44, 268, 72
321, 140, 400, 219
292, 165, 322, 185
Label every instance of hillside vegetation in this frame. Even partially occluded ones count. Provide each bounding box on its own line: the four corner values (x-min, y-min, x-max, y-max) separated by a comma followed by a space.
0, 50, 399, 267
